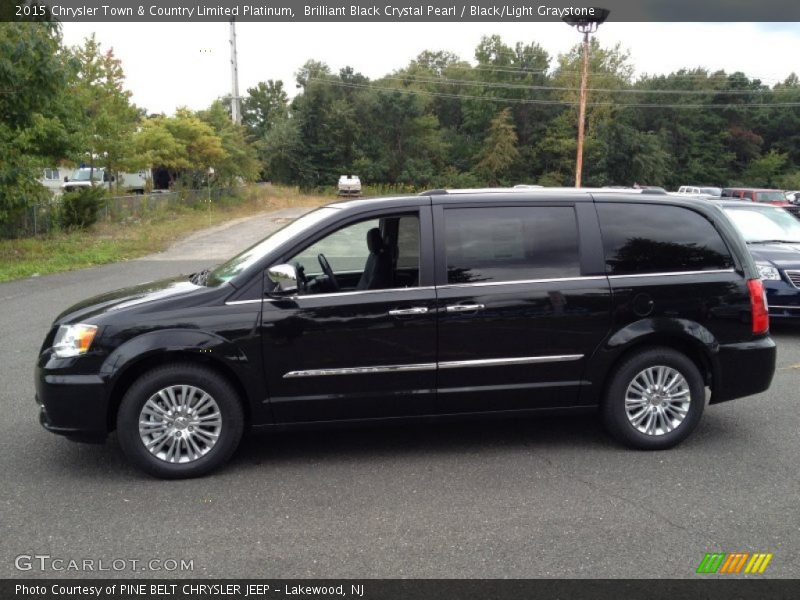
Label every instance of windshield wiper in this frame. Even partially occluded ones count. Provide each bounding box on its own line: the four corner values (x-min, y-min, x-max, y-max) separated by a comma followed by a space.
189, 268, 211, 285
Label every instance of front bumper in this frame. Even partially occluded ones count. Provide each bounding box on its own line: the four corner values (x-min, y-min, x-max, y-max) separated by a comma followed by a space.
35, 366, 109, 443
710, 336, 777, 404
766, 280, 800, 318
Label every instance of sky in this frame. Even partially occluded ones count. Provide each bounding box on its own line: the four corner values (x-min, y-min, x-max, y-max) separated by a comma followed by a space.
59, 22, 800, 115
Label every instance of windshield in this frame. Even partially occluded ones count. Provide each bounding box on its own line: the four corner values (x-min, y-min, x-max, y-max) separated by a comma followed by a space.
700, 187, 721, 196
70, 169, 102, 181
723, 206, 800, 243
205, 207, 339, 286
755, 191, 785, 202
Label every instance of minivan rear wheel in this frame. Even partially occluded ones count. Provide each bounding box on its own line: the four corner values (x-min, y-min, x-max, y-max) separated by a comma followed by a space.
116, 364, 244, 478
602, 347, 705, 450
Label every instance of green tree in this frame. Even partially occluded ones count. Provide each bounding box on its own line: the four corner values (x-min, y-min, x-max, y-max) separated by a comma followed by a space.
68, 35, 142, 190
134, 109, 227, 186
741, 150, 789, 187
258, 115, 310, 183
0, 22, 75, 223
474, 108, 519, 185
199, 100, 260, 184
241, 80, 289, 142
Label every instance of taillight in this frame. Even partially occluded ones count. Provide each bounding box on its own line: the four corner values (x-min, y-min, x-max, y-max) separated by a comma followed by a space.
747, 278, 769, 335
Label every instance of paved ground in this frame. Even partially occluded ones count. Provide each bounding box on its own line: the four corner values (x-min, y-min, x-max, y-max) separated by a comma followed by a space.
1, 208, 798, 579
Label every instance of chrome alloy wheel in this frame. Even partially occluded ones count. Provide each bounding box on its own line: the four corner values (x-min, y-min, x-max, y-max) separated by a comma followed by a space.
624, 366, 691, 436
138, 385, 222, 463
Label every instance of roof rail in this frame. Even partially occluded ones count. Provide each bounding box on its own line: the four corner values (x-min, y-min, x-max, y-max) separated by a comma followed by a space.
416, 186, 670, 197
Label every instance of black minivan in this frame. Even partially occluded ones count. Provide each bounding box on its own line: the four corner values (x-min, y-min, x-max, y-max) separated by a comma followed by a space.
36, 190, 777, 478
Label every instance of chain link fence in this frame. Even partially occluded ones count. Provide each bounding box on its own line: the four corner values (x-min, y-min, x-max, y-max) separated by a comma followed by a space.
1, 187, 239, 239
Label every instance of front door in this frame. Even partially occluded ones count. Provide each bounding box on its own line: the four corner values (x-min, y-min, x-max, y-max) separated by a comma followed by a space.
262, 207, 438, 422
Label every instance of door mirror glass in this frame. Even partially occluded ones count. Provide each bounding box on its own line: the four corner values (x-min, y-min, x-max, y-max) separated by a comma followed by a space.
267, 264, 298, 294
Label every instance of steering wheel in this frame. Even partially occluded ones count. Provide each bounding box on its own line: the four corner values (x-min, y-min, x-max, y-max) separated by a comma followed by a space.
317, 253, 339, 291
294, 262, 308, 292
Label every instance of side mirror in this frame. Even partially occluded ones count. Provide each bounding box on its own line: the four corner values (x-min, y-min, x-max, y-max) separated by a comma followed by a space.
267, 264, 298, 294
64, 176, 69, 182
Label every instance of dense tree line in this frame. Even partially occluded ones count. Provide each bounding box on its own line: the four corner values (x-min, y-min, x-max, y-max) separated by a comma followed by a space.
2, 22, 800, 227
252, 35, 800, 191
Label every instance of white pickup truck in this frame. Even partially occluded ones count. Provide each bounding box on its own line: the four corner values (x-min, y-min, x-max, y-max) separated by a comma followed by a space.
337, 175, 362, 197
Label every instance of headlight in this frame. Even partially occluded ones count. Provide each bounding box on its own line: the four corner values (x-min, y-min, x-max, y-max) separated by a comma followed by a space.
52, 324, 98, 358
756, 264, 781, 281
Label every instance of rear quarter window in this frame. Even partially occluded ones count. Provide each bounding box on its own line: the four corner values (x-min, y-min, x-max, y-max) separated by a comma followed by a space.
597, 203, 734, 275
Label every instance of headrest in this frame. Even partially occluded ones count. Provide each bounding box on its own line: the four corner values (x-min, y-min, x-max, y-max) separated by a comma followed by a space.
366, 228, 384, 253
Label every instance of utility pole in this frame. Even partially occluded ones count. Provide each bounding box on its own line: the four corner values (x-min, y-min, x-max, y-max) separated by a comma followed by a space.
229, 18, 241, 124
563, 8, 610, 188
575, 30, 590, 188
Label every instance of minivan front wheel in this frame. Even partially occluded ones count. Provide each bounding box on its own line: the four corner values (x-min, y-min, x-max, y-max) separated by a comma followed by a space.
602, 348, 705, 450
117, 364, 244, 478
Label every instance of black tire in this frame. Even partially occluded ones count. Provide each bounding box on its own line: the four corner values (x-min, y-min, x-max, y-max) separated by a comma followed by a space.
602, 347, 705, 450
116, 364, 244, 478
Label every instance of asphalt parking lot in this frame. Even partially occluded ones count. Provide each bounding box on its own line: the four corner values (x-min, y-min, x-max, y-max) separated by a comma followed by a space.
1, 209, 798, 579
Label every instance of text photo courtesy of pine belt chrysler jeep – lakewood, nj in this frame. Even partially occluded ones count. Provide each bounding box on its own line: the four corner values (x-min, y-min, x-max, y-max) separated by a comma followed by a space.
36, 188, 777, 478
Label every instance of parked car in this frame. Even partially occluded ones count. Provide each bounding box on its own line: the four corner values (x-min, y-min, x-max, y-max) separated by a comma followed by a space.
785, 190, 800, 203
62, 167, 109, 192
337, 174, 361, 197
36, 189, 776, 478
63, 167, 153, 194
677, 186, 722, 197
721, 187, 800, 219
718, 200, 800, 319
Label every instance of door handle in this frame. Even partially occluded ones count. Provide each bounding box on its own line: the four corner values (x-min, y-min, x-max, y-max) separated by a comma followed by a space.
388, 307, 429, 316
445, 303, 485, 313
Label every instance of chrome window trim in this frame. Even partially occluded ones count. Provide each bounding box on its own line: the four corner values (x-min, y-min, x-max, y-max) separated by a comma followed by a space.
440, 276, 606, 290
225, 298, 264, 305
607, 269, 735, 280
438, 355, 583, 369
284, 363, 437, 378
769, 305, 800, 310
302, 286, 435, 300
227, 286, 436, 305
283, 354, 584, 378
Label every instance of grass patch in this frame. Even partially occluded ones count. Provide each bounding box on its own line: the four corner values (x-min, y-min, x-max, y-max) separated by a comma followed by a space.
0, 185, 331, 283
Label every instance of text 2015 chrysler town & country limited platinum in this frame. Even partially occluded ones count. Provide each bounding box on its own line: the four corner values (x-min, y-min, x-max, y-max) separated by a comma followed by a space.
36, 190, 777, 478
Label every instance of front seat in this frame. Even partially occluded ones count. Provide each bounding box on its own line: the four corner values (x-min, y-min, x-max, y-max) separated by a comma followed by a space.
356, 228, 392, 290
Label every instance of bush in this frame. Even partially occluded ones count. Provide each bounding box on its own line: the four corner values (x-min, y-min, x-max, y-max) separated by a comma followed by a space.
60, 187, 106, 230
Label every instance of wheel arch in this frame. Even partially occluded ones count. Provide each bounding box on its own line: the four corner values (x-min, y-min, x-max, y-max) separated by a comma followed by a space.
106, 350, 253, 432
584, 319, 720, 406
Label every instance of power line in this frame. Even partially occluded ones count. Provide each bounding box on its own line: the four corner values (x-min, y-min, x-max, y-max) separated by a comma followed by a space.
306, 77, 800, 109
378, 74, 798, 95
411, 63, 791, 84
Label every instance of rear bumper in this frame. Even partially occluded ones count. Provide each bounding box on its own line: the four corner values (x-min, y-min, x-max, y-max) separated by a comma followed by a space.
711, 336, 777, 404
35, 367, 109, 442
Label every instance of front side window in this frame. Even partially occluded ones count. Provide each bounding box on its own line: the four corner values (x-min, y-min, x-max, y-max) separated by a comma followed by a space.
444, 206, 581, 284
597, 203, 734, 275
287, 213, 421, 294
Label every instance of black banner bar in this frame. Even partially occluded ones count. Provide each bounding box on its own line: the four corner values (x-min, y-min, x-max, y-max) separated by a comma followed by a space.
6, 0, 800, 22
4, 579, 800, 600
